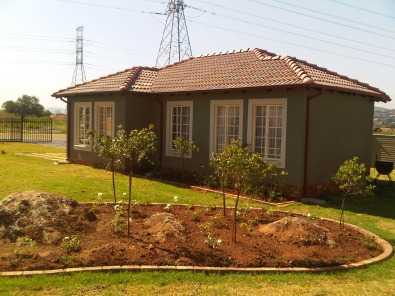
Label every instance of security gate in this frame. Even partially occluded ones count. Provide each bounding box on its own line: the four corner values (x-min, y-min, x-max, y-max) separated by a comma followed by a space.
0, 118, 53, 143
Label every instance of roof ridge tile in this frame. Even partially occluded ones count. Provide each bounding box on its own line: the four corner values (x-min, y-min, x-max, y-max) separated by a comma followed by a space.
291, 56, 389, 99
282, 56, 314, 84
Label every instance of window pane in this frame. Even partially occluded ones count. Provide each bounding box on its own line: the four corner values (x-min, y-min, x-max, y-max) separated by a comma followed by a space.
215, 104, 240, 152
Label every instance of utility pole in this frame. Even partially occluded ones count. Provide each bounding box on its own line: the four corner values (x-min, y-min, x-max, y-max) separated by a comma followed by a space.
156, 0, 193, 67
72, 26, 86, 85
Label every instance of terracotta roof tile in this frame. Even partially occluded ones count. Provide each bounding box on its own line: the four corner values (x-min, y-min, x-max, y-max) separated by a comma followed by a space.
52, 48, 390, 102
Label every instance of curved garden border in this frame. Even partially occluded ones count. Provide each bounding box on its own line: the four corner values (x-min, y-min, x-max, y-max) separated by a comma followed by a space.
0, 204, 392, 277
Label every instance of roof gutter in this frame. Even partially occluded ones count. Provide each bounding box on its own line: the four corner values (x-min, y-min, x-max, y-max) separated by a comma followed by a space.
302, 88, 323, 197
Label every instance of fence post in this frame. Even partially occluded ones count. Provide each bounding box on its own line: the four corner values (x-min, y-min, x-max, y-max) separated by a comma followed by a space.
20, 115, 24, 142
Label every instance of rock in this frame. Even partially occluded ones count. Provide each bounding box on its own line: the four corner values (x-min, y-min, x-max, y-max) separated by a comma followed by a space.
301, 198, 327, 206
258, 216, 331, 246
42, 228, 63, 245
0, 191, 92, 244
84, 208, 97, 222
144, 213, 185, 243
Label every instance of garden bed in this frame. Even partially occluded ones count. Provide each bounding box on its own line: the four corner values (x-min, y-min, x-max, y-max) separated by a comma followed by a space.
0, 194, 389, 273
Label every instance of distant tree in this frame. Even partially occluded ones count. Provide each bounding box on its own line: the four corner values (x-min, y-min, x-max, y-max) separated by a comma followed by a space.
1, 95, 51, 118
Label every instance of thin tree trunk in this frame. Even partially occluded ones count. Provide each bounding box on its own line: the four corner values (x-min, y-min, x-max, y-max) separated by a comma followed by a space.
232, 188, 241, 243
339, 197, 346, 227
127, 167, 133, 237
221, 178, 226, 217
111, 159, 117, 205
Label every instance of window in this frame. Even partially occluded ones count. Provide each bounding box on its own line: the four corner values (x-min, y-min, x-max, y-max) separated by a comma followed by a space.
74, 102, 92, 149
210, 100, 243, 153
166, 101, 193, 157
95, 102, 114, 137
247, 98, 287, 168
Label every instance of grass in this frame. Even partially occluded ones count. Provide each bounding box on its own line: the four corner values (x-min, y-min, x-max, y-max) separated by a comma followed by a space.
0, 143, 394, 296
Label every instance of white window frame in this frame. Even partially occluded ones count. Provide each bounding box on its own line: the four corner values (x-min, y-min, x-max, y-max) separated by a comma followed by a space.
94, 101, 115, 138
166, 100, 194, 158
247, 98, 287, 168
73, 101, 93, 151
209, 99, 244, 155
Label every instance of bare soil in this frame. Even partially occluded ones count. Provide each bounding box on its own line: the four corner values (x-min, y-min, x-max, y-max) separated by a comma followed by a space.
0, 204, 382, 271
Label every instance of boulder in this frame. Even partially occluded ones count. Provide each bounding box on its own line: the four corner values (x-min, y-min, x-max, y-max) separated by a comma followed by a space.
0, 191, 95, 244
144, 213, 185, 243
258, 216, 331, 246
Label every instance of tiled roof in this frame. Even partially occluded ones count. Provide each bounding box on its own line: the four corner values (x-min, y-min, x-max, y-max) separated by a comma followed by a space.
53, 67, 158, 96
53, 48, 390, 101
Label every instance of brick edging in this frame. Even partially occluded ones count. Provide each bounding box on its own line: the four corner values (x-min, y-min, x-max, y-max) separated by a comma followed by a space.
1, 205, 392, 277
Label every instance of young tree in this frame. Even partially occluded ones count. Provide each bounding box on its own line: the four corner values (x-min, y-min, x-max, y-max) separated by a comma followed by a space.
332, 157, 375, 226
121, 126, 157, 237
94, 128, 124, 204
222, 140, 251, 243
172, 137, 198, 172
210, 150, 230, 217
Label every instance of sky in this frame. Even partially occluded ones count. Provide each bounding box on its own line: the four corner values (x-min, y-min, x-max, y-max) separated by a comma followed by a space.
1, 0, 395, 112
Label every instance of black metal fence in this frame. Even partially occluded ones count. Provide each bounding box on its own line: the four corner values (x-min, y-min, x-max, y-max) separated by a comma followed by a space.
0, 118, 53, 143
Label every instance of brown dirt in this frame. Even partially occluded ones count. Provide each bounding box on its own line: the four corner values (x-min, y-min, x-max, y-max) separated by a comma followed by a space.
0, 204, 382, 271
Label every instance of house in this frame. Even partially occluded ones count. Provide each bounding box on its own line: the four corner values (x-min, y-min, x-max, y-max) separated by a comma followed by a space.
52, 48, 391, 191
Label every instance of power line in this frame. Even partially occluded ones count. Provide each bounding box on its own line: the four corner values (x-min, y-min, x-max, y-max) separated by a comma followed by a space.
268, 0, 395, 35
247, 0, 395, 41
185, 3, 395, 61
55, 0, 166, 15
327, 0, 395, 21
188, 18, 395, 70
189, 0, 395, 53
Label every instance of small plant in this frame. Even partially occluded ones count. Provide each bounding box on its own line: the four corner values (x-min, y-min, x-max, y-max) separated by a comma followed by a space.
112, 204, 126, 235
204, 233, 223, 249
62, 235, 81, 253
16, 236, 36, 247
210, 214, 227, 229
239, 222, 252, 233
164, 204, 172, 211
191, 211, 201, 222
59, 255, 75, 266
199, 221, 214, 234
332, 157, 375, 226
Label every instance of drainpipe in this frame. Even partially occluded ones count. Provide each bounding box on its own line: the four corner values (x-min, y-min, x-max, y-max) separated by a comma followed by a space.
302, 88, 322, 197
158, 98, 164, 169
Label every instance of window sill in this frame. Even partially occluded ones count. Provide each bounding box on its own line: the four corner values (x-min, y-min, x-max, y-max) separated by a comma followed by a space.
73, 144, 91, 151
165, 150, 193, 159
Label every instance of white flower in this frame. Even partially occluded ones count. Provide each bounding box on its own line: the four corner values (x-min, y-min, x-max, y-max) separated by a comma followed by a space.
173, 196, 179, 202
122, 192, 127, 196
307, 213, 311, 217
217, 239, 222, 244
97, 193, 103, 197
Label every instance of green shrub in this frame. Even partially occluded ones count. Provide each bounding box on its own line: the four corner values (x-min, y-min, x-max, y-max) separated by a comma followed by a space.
332, 156, 375, 225
62, 235, 81, 253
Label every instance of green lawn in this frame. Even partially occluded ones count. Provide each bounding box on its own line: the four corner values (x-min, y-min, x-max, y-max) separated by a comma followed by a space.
0, 143, 394, 296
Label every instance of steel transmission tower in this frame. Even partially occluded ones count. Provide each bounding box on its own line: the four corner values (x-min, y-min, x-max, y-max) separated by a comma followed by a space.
72, 26, 87, 85
156, 0, 193, 67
